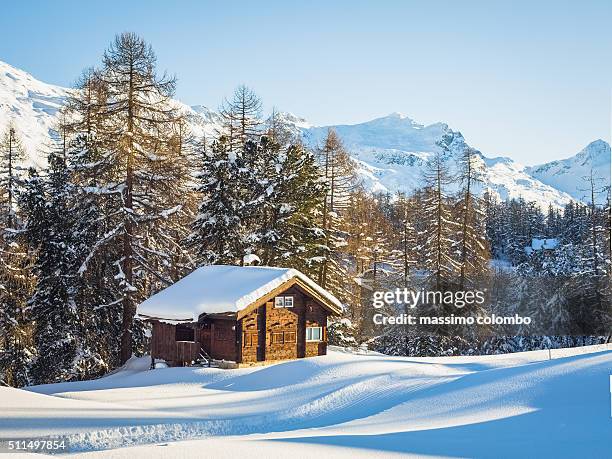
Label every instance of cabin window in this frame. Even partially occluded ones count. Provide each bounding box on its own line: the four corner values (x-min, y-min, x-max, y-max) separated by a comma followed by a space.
243, 332, 257, 347
175, 325, 195, 342
272, 332, 284, 344
284, 331, 296, 343
274, 295, 294, 308
306, 326, 322, 342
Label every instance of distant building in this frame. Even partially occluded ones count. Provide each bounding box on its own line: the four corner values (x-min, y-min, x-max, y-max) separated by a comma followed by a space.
137, 265, 343, 367
525, 238, 559, 255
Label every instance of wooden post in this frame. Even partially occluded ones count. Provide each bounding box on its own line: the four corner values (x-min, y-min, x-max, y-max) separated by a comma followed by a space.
609, 375, 612, 418
210, 322, 215, 359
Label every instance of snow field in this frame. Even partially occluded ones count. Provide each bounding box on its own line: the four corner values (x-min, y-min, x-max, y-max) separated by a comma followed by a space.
0, 344, 609, 457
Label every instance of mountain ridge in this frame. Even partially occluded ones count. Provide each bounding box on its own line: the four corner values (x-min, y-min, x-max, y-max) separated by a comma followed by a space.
525, 140, 611, 202
0, 59, 609, 210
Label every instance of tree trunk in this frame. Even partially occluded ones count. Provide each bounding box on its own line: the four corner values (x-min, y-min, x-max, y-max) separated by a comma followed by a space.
7, 128, 13, 229
120, 63, 136, 364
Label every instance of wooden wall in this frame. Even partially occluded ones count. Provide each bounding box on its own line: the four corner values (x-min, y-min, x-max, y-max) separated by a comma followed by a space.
151, 321, 200, 365
238, 286, 329, 363
151, 321, 177, 361
199, 318, 238, 362
150, 284, 330, 366
304, 298, 328, 358
239, 308, 259, 363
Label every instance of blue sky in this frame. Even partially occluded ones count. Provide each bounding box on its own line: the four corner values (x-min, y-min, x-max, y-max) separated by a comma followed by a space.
2, 0, 610, 164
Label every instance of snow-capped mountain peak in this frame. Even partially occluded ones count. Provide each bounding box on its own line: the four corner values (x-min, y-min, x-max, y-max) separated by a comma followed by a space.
296, 115, 603, 210
0, 59, 609, 210
189, 104, 221, 122
275, 112, 311, 129
574, 139, 609, 167
526, 140, 611, 202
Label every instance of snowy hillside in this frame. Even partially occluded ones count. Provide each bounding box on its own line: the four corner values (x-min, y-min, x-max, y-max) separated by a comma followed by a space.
2, 345, 611, 457
1, 59, 609, 210
527, 139, 612, 203
0, 60, 216, 168
0, 60, 69, 168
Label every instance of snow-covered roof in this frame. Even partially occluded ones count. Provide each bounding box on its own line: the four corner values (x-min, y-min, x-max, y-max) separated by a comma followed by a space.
137, 265, 343, 322
531, 238, 559, 250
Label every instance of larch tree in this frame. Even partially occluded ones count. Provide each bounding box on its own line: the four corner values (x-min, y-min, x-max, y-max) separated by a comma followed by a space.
63, 68, 125, 374
266, 108, 296, 145
220, 85, 262, 153
455, 146, 489, 290
317, 129, 356, 293
421, 145, 458, 292
0, 123, 25, 229
393, 193, 417, 292
344, 190, 394, 337
71, 33, 192, 364
0, 124, 33, 387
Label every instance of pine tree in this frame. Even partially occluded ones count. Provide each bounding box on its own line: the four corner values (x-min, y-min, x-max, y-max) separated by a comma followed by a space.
483, 190, 504, 259
578, 170, 610, 329
187, 135, 255, 265
25, 145, 80, 384
255, 136, 327, 277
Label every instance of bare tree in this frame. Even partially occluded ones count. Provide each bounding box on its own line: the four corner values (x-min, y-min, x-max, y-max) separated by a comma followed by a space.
220, 85, 262, 152
456, 146, 489, 290
422, 148, 457, 291
317, 129, 356, 289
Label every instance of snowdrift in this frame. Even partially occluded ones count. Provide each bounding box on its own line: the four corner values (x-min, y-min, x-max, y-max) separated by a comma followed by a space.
1, 345, 610, 457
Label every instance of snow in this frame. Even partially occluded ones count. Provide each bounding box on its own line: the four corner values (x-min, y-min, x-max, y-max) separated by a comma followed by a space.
301, 113, 584, 211
136, 265, 343, 321
526, 238, 560, 255
526, 140, 612, 203
242, 253, 261, 265
0, 60, 70, 169
2, 344, 610, 457
531, 238, 559, 251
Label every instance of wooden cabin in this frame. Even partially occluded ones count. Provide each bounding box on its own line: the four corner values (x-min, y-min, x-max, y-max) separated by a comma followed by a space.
524, 238, 559, 257
137, 265, 343, 367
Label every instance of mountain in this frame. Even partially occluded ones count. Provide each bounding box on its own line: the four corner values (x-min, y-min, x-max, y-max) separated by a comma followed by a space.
0, 60, 216, 168
526, 140, 611, 203
297, 113, 592, 209
0, 60, 69, 168
0, 59, 609, 210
